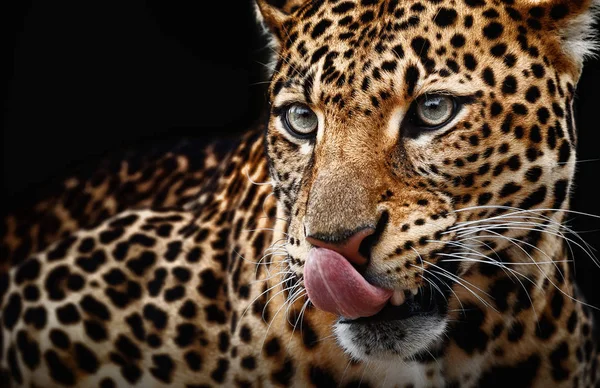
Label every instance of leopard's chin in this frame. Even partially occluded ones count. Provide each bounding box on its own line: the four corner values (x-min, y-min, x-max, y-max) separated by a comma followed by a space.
332, 284, 448, 361
333, 313, 447, 362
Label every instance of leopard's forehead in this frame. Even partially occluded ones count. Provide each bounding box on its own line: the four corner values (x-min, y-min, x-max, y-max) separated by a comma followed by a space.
270, 0, 574, 114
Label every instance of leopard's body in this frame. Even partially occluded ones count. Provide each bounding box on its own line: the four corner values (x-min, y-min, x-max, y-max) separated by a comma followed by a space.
1, 0, 600, 387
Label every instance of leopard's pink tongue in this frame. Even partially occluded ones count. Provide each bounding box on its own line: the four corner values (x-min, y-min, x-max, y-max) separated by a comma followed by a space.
304, 248, 393, 319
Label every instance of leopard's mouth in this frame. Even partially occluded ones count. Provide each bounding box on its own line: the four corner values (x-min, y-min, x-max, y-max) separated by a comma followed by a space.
331, 280, 448, 361
301, 247, 449, 360
338, 284, 438, 324
303, 247, 447, 322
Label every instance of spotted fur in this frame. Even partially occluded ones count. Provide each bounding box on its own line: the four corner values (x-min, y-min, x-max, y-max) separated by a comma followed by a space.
1, 0, 599, 387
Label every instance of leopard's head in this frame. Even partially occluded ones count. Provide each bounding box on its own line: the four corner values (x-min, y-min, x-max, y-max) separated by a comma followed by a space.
256, 0, 598, 362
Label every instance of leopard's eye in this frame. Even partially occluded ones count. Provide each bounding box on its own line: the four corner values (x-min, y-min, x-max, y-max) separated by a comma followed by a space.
412, 95, 457, 128
284, 104, 318, 137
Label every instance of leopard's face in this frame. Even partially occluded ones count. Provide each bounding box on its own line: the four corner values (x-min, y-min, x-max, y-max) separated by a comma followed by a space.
259, 0, 592, 362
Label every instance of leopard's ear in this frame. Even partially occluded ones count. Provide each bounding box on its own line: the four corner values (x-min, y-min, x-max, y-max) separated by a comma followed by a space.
254, 0, 308, 75
254, 0, 306, 44
524, 0, 599, 69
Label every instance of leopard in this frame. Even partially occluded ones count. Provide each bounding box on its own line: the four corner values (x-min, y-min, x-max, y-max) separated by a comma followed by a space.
1, 0, 600, 386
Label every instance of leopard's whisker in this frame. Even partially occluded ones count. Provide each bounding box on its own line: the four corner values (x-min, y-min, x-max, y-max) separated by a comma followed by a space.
244, 165, 273, 186
248, 270, 291, 285
409, 247, 452, 304
244, 227, 289, 236
438, 255, 572, 266
458, 231, 561, 294
462, 232, 600, 312
412, 264, 463, 314
451, 205, 600, 218
435, 253, 540, 322
262, 284, 298, 324
234, 248, 286, 266
239, 275, 291, 320
449, 212, 596, 256
284, 286, 306, 324
426, 261, 496, 312
286, 297, 310, 350
261, 282, 304, 351
452, 222, 600, 268
462, 230, 563, 278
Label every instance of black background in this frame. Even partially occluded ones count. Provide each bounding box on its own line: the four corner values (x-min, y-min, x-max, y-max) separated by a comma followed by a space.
3, 2, 600, 314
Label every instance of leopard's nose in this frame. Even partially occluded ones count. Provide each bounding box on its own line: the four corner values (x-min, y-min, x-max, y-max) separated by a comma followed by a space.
306, 227, 375, 266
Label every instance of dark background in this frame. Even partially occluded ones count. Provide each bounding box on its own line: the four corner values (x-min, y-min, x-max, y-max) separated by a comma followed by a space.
3, 2, 600, 315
